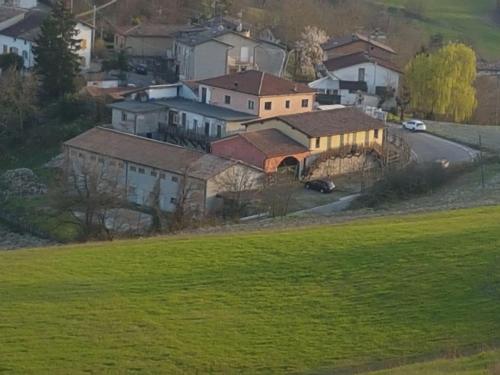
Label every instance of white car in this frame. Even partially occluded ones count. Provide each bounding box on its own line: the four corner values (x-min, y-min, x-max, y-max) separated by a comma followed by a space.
403, 120, 427, 132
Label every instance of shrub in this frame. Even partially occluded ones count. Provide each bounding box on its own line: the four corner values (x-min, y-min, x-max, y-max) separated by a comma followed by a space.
354, 163, 467, 208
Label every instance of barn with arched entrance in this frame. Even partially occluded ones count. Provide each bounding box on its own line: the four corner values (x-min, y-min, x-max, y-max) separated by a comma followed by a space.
211, 128, 310, 176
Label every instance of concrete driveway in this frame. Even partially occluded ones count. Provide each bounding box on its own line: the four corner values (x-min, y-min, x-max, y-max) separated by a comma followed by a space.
389, 124, 479, 164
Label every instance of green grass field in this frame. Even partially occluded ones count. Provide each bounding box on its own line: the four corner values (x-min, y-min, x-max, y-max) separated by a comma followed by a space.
368, 349, 500, 374
378, 0, 500, 59
1, 207, 500, 374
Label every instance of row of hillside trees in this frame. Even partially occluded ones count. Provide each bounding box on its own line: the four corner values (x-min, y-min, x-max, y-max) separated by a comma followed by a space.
1, 0, 97, 151
405, 43, 477, 123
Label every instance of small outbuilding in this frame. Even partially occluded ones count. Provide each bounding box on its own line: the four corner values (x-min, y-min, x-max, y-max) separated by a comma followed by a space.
211, 128, 310, 176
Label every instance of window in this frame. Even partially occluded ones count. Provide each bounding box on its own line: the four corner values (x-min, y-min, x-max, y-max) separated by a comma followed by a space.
315, 137, 321, 148
171, 176, 179, 183
301, 99, 309, 108
22, 50, 27, 61
130, 166, 137, 172
181, 113, 187, 126
80, 39, 87, 49
151, 171, 158, 177
285, 100, 291, 109
2, 45, 7, 54
201, 87, 208, 103
193, 119, 198, 128
358, 68, 366, 82
90, 155, 97, 161
121, 112, 127, 121
138, 168, 145, 174
248, 100, 255, 110
78, 152, 84, 159
170, 197, 177, 204
160, 173, 166, 180
224, 95, 231, 104
264, 101, 272, 110
217, 125, 222, 138
374, 129, 379, 139
352, 132, 357, 144
339, 134, 344, 147
205, 122, 210, 136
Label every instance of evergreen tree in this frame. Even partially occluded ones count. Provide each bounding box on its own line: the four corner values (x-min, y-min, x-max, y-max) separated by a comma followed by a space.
33, 0, 82, 100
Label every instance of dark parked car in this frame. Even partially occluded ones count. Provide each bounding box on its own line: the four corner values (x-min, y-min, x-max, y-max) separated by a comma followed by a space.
135, 64, 148, 75
305, 179, 336, 193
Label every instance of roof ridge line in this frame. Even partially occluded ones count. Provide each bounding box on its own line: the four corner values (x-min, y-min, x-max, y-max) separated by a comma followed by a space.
258, 71, 265, 96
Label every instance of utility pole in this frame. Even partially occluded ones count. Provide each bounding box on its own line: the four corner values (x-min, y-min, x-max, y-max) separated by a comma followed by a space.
479, 134, 485, 189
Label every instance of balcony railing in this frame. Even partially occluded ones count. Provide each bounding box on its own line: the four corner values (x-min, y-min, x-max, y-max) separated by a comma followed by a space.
159, 123, 218, 150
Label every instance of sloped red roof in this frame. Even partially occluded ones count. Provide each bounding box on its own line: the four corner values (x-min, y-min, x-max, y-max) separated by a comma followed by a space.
198, 70, 315, 96
324, 52, 402, 73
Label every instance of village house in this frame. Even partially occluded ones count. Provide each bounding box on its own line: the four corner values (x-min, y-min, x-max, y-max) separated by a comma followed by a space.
113, 23, 197, 58
243, 107, 386, 173
107, 82, 257, 148
308, 73, 370, 106
64, 127, 264, 214
321, 33, 397, 61
107, 71, 315, 148
174, 27, 287, 80
321, 52, 402, 99
0, 6, 93, 69
198, 70, 316, 119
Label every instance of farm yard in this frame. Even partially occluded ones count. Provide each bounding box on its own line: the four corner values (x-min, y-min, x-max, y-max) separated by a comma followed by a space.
1, 206, 499, 374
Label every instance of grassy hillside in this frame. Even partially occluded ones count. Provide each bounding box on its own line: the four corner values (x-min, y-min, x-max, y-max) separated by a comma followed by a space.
378, 0, 500, 59
1, 207, 500, 373
367, 349, 500, 374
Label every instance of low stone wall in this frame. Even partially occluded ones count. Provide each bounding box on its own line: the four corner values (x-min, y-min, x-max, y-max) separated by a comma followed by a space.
308, 153, 380, 179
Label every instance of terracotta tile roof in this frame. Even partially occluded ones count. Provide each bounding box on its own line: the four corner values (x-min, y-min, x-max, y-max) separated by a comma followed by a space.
198, 70, 315, 96
64, 127, 241, 180
119, 23, 193, 37
324, 52, 403, 74
240, 129, 309, 157
246, 108, 386, 138
82, 86, 139, 101
322, 33, 396, 54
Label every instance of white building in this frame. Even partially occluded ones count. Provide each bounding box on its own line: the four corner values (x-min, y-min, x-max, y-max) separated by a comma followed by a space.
323, 52, 401, 97
64, 127, 264, 214
309, 74, 373, 106
0, 0, 37, 9
0, 8, 93, 69
107, 83, 257, 147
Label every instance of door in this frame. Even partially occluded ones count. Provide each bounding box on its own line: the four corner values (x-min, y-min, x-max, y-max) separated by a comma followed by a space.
205, 122, 210, 136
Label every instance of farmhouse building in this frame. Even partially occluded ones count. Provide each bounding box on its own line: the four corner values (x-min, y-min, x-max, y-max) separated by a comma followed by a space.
244, 107, 386, 155
64, 127, 264, 214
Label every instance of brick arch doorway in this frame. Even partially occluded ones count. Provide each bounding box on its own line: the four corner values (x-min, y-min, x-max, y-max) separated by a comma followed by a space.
277, 156, 300, 179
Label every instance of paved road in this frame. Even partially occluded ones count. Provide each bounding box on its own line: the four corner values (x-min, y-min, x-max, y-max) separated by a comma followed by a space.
389, 125, 479, 164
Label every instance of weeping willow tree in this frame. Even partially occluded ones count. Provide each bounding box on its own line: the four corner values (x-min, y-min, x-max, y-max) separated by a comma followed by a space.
405, 43, 477, 122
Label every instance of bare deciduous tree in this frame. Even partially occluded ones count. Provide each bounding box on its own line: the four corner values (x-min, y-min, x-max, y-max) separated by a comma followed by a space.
51, 155, 128, 240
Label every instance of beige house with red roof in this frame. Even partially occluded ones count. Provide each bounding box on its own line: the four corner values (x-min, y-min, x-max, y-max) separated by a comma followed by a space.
244, 107, 386, 156
198, 70, 316, 119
